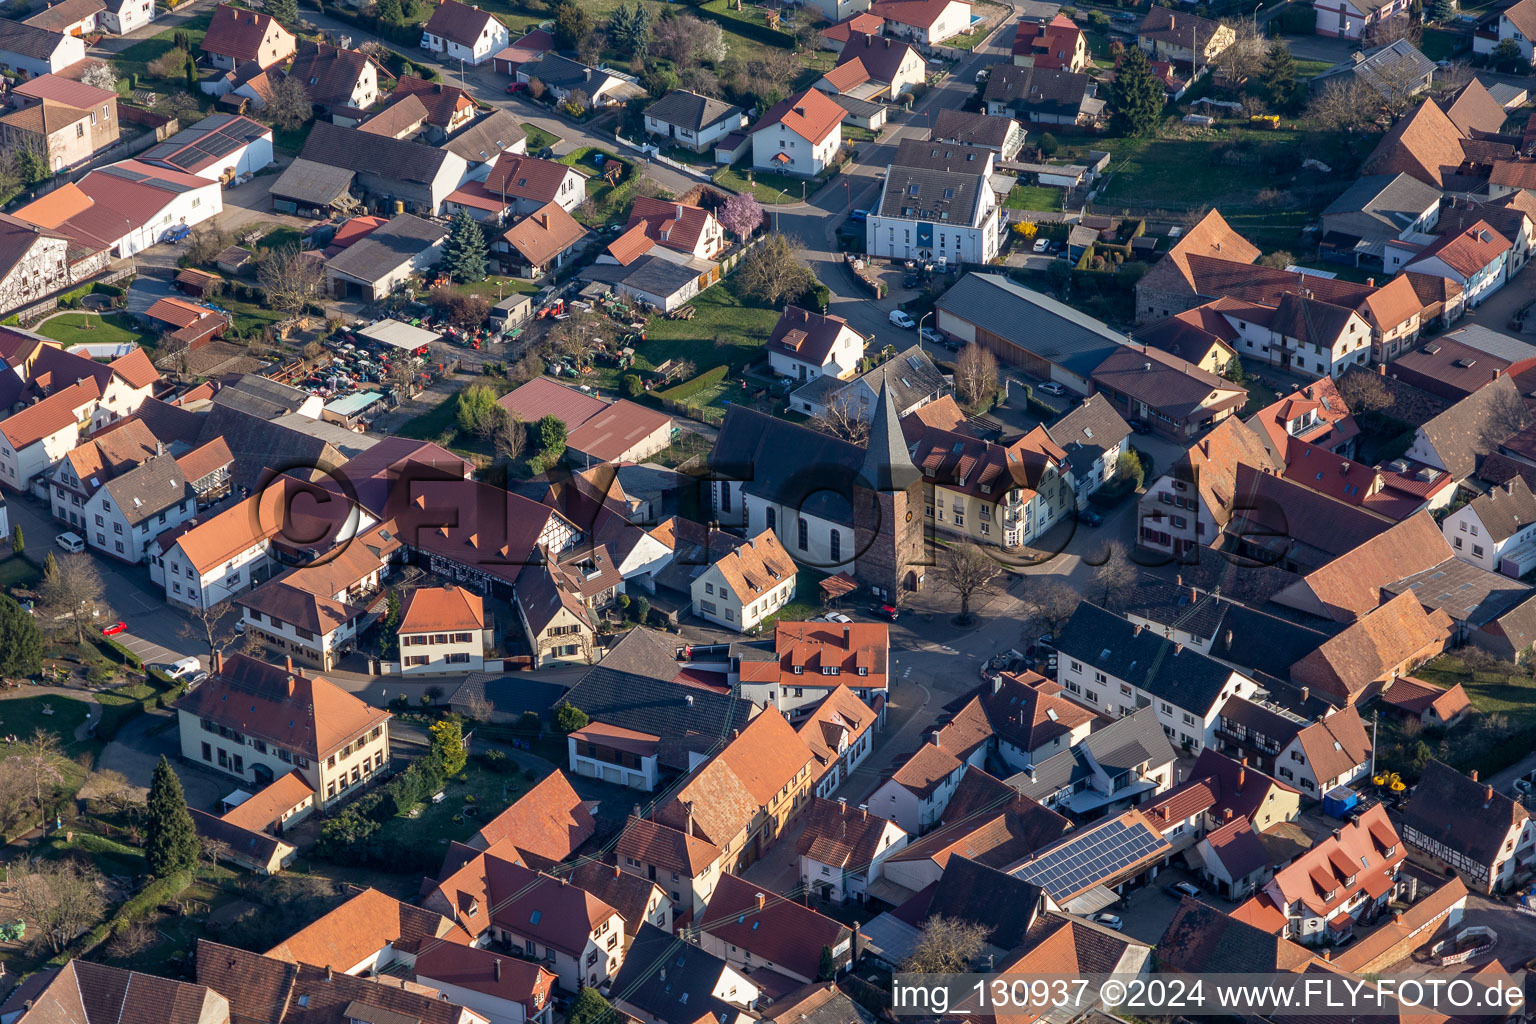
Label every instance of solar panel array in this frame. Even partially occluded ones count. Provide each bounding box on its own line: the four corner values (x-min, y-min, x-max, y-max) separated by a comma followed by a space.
1016, 817, 1168, 899
143, 116, 255, 172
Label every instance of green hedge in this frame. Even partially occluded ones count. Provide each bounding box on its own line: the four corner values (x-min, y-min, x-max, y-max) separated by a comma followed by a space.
697, 0, 793, 47
48, 870, 193, 965
657, 365, 728, 403
95, 636, 142, 669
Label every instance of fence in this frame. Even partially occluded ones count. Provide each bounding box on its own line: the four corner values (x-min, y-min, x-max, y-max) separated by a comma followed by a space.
612, 132, 716, 183
13, 264, 137, 326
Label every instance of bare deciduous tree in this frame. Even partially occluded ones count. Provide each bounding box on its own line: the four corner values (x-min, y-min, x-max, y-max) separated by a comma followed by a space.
1308, 79, 1380, 133
1363, 13, 1421, 47
733, 233, 813, 308
201, 835, 233, 870
258, 243, 325, 315
903, 915, 989, 973
1212, 19, 1265, 85
85, 768, 141, 815
1022, 578, 1082, 641
263, 73, 315, 131
1093, 542, 1139, 607
13, 730, 68, 825
39, 552, 105, 644
954, 343, 999, 409
0, 761, 34, 837
494, 416, 527, 463
812, 391, 870, 445
11, 858, 108, 954
1336, 366, 1393, 413
939, 544, 1001, 623
180, 600, 234, 661
1367, 55, 1432, 119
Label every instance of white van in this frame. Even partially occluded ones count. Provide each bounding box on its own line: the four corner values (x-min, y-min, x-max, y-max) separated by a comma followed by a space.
162, 657, 201, 680
55, 532, 85, 553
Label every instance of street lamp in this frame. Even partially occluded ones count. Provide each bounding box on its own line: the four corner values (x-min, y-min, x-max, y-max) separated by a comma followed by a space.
774, 187, 789, 232
918, 311, 932, 343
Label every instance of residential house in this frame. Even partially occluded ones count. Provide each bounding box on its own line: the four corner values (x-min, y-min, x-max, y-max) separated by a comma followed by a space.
798, 344, 945, 422
866, 738, 968, 834
0, 76, 118, 173
6, 960, 229, 1024
1443, 475, 1536, 574
15, 159, 222, 258
174, 651, 391, 807
932, 107, 1027, 159
0, 213, 107, 322
80, 450, 201, 563
654, 706, 818, 872
820, 10, 885, 50
498, 202, 587, 278
867, 140, 1000, 264
1399, 759, 1536, 894
265, 886, 471, 976
910, 420, 1075, 549
1136, 6, 1233, 67
398, 584, 486, 674
696, 873, 852, 984
621, 196, 726, 261
375, 77, 477, 139
1439, 195, 1536, 275
734, 621, 889, 715
1407, 374, 1530, 482
643, 90, 747, 153
449, 153, 586, 220
568, 862, 671, 944
984, 64, 1101, 124
1090, 343, 1248, 439
1475, 0, 1535, 64
820, 32, 926, 99
1379, 674, 1472, 726
1216, 698, 1372, 796
0, 19, 85, 76
1013, 13, 1087, 70
768, 305, 867, 383
691, 528, 798, 633
1143, 747, 1301, 849
1015, 808, 1175, 908
197, 941, 486, 1024
441, 109, 528, 170
421, 852, 626, 991
102, 0, 155, 33
1315, 0, 1412, 38
325, 213, 448, 300
288, 40, 387, 111
1236, 803, 1405, 946
1393, 220, 1512, 306
1132, 303, 1241, 375
935, 273, 1127, 394
1319, 172, 1442, 267
795, 797, 907, 901
515, 53, 631, 107
1138, 417, 1282, 559
1310, 39, 1435, 103
0, 382, 104, 494
1270, 511, 1452, 622
199, 4, 294, 70
1385, 332, 1536, 402
749, 88, 846, 177
796, 685, 882, 795
414, 944, 556, 1024
1192, 816, 1273, 900
421, 0, 508, 65
471, 769, 595, 869
612, 925, 757, 1024
869, 0, 972, 44
1046, 393, 1132, 506
515, 559, 600, 668
1055, 602, 1261, 752
1360, 97, 1487, 190
616, 816, 725, 918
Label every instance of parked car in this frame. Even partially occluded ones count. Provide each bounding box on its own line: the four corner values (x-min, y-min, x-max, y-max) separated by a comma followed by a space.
1166, 881, 1202, 899
1093, 913, 1124, 930
889, 310, 916, 329
505, 81, 526, 93
101, 621, 128, 636
184, 670, 209, 687
871, 604, 900, 622
824, 612, 853, 623
920, 326, 944, 345
1032, 238, 1050, 253
161, 657, 201, 679
55, 531, 85, 553
849, 208, 869, 223
1078, 509, 1103, 527
1112, 11, 1137, 19
1128, 418, 1153, 434
1037, 381, 1066, 396
974, 68, 989, 81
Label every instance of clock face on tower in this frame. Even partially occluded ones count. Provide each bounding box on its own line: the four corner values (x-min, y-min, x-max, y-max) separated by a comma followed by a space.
905, 511, 913, 522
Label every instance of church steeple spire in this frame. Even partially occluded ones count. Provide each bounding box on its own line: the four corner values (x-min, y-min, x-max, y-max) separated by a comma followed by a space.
859, 371, 919, 492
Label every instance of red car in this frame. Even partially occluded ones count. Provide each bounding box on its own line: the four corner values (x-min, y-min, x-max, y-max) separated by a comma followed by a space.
505, 81, 526, 94
101, 621, 128, 636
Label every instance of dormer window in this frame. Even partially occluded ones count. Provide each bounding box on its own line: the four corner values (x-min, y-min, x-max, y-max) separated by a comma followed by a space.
792, 665, 803, 674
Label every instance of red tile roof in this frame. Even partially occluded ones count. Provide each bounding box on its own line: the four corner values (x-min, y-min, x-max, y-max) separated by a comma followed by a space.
1284, 512, 1452, 621
400, 584, 484, 633
616, 815, 721, 875
473, 770, 595, 867
566, 398, 673, 463
626, 195, 720, 257
220, 770, 314, 832
1380, 674, 1472, 721
503, 201, 587, 268
870, 0, 961, 29
201, 4, 293, 65
1291, 591, 1454, 704
738, 621, 889, 692
266, 886, 469, 968
392, 75, 476, 128
1266, 804, 1403, 917
0, 378, 98, 449
821, 10, 884, 43
1407, 219, 1512, 278
482, 153, 582, 206
699, 873, 851, 981
497, 374, 608, 429
751, 88, 846, 145
415, 941, 555, 1014
605, 221, 654, 265
173, 652, 390, 760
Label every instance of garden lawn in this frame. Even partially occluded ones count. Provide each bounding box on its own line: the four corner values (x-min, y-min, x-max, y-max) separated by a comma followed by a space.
639, 286, 783, 378
521, 123, 560, 152
1419, 28, 1461, 62
37, 313, 156, 349
1004, 185, 1064, 211
1416, 655, 1536, 728
714, 166, 816, 205
0, 555, 41, 589
448, 277, 541, 301
374, 763, 536, 847
0, 696, 90, 751
113, 9, 212, 67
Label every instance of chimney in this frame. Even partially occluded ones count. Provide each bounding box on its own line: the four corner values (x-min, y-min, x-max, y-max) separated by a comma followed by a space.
1224, 808, 1232, 822
1393, 909, 1403, 924
861, 806, 867, 819
325, 965, 333, 981
1238, 764, 1246, 789
285, 655, 294, 674
559, 875, 568, 886
1321, 948, 1332, 962
214, 650, 224, 674
1190, 586, 1197, 603
685, 801, 695, 837
1486, 784, 1494, 807
929, 731, 941, 747
1300, 686, 1309, 704
1366, 277, 1374, 287
1378, 363, 1386, 375
1471, 769, 1479, 782
755, 892, 765, 910
839, 798, 847, 814
1331, 828, 1342, 842
494, 959, 502, 982
1494, 369, 1502, 382
613, 863, 620, 878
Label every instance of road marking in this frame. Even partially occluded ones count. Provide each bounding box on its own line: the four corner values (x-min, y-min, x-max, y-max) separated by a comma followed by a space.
903, 667, 912, 679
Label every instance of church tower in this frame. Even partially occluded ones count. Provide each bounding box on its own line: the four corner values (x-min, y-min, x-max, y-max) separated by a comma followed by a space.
853, 374, 925, 602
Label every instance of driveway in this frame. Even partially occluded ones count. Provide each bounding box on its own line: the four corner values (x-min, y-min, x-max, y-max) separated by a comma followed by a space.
1459, 260, 1535, 336
1279, 33, 1359, 63
92, 707, 230, 810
